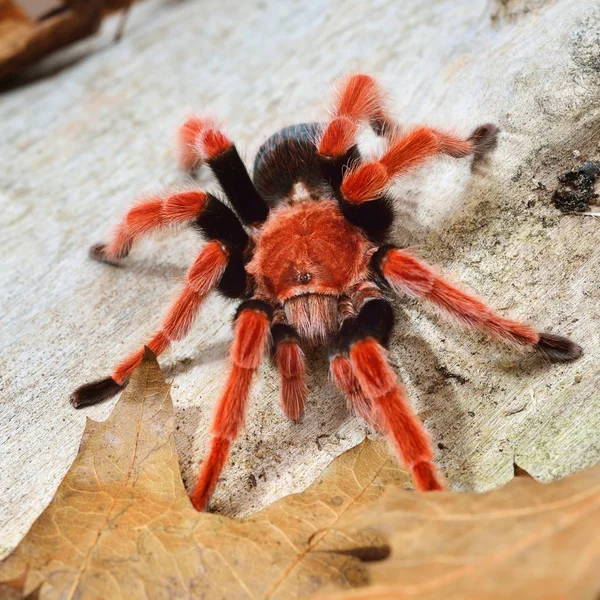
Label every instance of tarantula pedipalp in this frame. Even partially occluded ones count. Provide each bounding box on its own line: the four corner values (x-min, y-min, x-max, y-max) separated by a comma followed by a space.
71, 74, 583, 511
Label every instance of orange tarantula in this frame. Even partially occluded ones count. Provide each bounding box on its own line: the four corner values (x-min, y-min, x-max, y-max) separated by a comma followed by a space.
71, 74, 582, 511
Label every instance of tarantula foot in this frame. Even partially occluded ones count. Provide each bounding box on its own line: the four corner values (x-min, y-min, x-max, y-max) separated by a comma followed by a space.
70, 377, 124, 408
89, 243, 122, 266
536, 332, 583, 362
469, 123, 499, 159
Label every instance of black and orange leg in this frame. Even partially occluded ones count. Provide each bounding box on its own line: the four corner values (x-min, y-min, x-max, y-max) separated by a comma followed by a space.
371, 245, 583, 361
177, 118, 268, 225
71, 239, 230, 407
190, 300, 272, 511
316, 74, 390, 201
317, 73, 398, 160
318, 75, 498, 242
333, 295, 442, 490
72, 193, 251, 406
330, 296, 394, 428
340, 123, 498, 206
271, 323, 307, 422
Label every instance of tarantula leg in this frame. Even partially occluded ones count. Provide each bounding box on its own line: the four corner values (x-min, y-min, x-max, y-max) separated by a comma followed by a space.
114, 242, 228, 382
70, 240, 229, 408
70, 377, 125, 409
535, 332, 583, 362
191, 301, 272, 511
177, 117, 268, 225
468, 124, 499, 160
90, 190, 207, 264
350, 338, 443, 491
177, 117, 218, 172
341, 125, 498, 204
272, 324, 307, 422
372, 245, 583, 360
318, 73, 398, 158
329, 354, 375, 426
330, 296, 394, 428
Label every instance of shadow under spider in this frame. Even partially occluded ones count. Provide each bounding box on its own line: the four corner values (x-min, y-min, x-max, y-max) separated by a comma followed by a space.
387, 305, 474, 491
162, 339, 230, 379
120, 258, 188, 280
171, 316, 473, 516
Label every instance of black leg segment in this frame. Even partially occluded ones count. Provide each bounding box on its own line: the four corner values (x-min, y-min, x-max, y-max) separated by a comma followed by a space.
318, 143, 395, 244
208, 146, 269, 225
193, 193, 251, 299
333, 297, 394, 354
337, 195, 395, 244
270, 322, 301, 352
193, 193, 249, 253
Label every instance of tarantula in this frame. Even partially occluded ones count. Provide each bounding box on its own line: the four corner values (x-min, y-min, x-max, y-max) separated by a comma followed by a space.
71, 74, 583, 511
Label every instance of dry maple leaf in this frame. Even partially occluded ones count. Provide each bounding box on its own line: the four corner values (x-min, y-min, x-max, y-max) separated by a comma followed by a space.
3, 351, 597, 599
317, 458, 600, 599
0, 349, 410, 599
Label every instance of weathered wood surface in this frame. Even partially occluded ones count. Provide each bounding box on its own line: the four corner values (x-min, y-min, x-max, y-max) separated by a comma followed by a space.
1, 0, 598, 558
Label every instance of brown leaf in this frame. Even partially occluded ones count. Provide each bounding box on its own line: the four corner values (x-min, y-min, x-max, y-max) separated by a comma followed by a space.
318, 461, 600, 599
0, 1, 136, 83
0, 350, 410, 599
0, 2, 102, 82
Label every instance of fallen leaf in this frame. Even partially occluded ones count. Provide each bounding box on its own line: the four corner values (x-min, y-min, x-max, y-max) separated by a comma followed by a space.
4, 352, 596, 599
0, 1, 136, 83
317, 460, 600, 599
0, 349, 409, 599
0, 1, 103, 83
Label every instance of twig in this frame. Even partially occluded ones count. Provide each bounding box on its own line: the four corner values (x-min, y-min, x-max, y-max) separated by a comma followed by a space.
114, 1, 133, 42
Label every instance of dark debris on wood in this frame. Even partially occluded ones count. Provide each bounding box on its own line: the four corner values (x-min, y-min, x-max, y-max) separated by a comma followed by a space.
552, 161, 600, 213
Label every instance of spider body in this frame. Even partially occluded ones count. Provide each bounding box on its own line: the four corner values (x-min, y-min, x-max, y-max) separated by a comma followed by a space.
248, 200, 371, 344
72, 74, 582, 511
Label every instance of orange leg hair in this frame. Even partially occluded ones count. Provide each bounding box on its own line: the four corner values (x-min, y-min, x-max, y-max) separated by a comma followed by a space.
191, 304, 271, 511
70, 241, 228, 408
376, 247, 582, 360
329, 354, 375, 427
350, 339, 443, 491
341, 124, 498, 203
90, 190, 207, 264
112, 241, 228, 383
318, 73, 398, 158
176, 116, 232, 172
276, 340, 308, 422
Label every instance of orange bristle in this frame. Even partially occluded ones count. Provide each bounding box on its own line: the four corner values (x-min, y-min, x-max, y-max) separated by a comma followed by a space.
277, 341, 307, 421
340, 162, 388, 203
330, 355, 373, 424
336, 73, 384, 121
177, 116, 209, 171
190, 437, 231, 511
162, 191, 207, 222
196, 128, 231, 159
379, 127, 440, 176
318, 116, 358, 157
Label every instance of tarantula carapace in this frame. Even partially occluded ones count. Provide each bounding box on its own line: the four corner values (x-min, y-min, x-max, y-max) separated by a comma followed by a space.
71, 74, 583, 511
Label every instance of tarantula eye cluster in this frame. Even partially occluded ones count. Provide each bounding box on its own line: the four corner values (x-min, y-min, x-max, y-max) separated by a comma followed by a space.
297, 273, 312, 283
71, 74, 582, 511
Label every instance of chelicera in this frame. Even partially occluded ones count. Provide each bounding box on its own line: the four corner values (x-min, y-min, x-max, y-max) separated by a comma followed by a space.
71, 74, 582, 511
